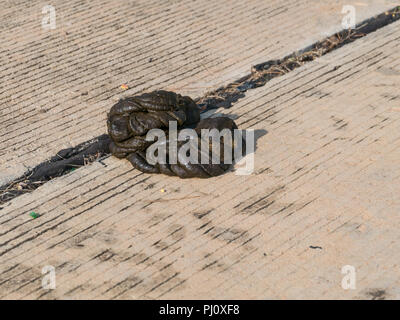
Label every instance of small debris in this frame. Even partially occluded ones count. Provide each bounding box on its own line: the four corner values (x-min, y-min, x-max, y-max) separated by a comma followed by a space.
145, 183, 155, 190
120, 84, 128, 90
366, 289, 386, 300
30, 211, 39, 219
160, 189, 166, 193
198, 103, 207, 111
309, 245, 323, 250
98, 159, 107, 167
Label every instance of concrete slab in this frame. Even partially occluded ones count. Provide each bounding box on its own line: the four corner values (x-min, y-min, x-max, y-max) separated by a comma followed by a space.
0, 0, 394, 183
0, 18, 399, 299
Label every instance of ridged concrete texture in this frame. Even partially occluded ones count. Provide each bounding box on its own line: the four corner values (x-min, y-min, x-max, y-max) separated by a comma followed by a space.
0, 14, 399, 299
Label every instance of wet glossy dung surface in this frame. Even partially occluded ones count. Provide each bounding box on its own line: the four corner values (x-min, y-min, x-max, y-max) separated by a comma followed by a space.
107, 90, 242, 178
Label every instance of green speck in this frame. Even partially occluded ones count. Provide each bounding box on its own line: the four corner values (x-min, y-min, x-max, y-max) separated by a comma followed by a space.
30, 211, 39, 219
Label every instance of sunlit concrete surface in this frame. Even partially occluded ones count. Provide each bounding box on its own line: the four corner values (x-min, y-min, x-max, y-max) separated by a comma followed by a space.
1, 8, 399, 298
0, 0, 400, 299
